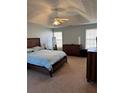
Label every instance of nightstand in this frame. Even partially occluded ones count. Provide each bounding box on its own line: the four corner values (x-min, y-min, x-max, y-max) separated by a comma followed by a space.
80, 49, 87, 57
53, 45, 57, 50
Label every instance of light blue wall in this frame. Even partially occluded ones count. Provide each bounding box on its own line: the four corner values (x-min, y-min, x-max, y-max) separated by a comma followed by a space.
27, 22, 97, 49
27, 23, 53, 49
54, 23, 97, 48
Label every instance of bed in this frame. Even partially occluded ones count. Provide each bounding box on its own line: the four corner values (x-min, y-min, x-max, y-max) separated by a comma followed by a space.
27, 38, 67, 77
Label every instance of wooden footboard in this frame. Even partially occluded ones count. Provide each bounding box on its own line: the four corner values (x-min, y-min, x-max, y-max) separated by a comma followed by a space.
27, 56, 67, 77
52, 56, 67, 72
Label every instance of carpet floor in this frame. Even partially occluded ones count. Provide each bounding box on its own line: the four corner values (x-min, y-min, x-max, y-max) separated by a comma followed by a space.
27, 56, 97, 93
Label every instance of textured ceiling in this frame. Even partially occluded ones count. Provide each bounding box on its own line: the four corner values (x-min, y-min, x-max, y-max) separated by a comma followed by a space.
27, 0, 97, 28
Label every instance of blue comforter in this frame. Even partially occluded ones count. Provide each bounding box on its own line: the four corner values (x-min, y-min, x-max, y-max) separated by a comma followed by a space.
27, 50, 66, 71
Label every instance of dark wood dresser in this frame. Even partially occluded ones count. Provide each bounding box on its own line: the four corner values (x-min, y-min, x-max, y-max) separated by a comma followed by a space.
86, 50, 97, 82
63, 44, 81, 56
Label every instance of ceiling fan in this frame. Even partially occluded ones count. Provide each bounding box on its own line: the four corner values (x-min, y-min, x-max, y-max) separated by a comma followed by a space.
53, 17, 69, 25
52, 8, 69, 26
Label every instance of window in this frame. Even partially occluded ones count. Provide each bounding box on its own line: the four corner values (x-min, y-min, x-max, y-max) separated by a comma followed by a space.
85, 29, 97, 49
54, 32, 62, 49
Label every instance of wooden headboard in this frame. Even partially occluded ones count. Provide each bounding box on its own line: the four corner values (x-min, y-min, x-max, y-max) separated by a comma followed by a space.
27, 38, 41, 48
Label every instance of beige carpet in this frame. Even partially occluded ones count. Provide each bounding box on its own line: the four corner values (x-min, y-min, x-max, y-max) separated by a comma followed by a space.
27, 56, 97, 93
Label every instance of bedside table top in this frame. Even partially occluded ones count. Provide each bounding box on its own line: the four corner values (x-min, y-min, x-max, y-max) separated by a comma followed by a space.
88, 47, 97, 52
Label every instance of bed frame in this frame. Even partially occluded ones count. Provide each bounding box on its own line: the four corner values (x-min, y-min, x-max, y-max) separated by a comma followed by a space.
27, 38, 67, 77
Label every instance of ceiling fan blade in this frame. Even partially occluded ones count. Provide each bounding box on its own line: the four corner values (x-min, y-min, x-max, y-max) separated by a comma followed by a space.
55, 17, 69, 21
60, 18, 69, 21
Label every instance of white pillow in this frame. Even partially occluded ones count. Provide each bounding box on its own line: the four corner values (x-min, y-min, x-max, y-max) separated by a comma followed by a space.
27, 48, 33, 53
33, 46, 44, 51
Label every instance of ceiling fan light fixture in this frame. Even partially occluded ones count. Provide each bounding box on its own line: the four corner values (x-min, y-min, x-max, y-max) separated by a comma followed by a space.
53, 20, 61, 25
53, 18, 62, 26
53, 17, 69, 26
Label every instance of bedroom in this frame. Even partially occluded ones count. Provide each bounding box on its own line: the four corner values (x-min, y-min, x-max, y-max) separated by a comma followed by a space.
27, 0, 97, 93
1, 0, 124, 93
